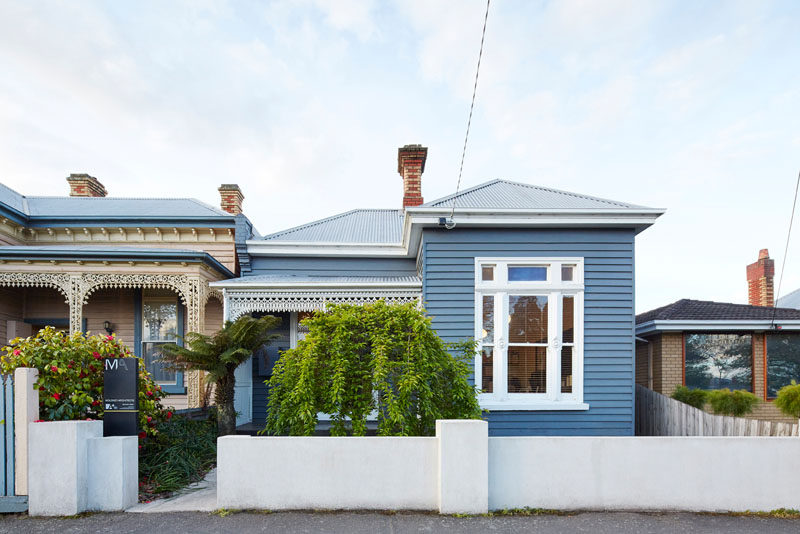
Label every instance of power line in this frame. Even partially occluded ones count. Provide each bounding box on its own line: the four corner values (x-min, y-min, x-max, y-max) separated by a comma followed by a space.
446, 0, 491, 229
771, 169, 800, 329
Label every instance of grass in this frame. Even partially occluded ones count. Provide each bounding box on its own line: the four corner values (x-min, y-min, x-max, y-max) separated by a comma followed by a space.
723, 509, 800, 519
138, 413, 218, 502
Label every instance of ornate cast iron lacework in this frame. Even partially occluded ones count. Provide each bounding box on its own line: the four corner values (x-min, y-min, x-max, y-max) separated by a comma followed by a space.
225, 290, 422, 320
0, 271, 221, 408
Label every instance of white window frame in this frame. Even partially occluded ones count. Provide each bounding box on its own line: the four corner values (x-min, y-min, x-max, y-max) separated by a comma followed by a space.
474, 257, 588, 411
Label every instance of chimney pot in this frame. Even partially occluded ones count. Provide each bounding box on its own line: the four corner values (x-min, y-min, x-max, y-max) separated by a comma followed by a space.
66, 174, 107, 197
397, 144, 428, 209
747, 248, 775, 307
218, 184, 244, 215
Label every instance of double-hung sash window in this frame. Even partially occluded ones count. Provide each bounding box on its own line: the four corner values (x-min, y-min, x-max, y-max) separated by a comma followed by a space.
475, 258, 587, 410
141, 295, 185, 394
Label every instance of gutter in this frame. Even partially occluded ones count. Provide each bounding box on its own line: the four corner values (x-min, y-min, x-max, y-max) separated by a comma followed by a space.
0, 248, 234, 278
636, 319, 800, 336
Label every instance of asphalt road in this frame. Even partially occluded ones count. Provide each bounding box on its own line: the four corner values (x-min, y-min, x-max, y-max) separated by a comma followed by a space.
2, 511, 799, 534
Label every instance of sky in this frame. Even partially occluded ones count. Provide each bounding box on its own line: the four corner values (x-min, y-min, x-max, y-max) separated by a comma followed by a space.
1, 0, 799, 313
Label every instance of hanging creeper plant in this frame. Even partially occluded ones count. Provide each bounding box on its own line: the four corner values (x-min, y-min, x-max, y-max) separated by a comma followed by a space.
263, 300, 482, 437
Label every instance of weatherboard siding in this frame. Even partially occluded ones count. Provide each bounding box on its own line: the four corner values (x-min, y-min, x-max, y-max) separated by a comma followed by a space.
422, 228, 636, 437
248, 256, 417, 277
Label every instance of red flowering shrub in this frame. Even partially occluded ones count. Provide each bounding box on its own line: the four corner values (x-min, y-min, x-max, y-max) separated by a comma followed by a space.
1, 326, 167, 437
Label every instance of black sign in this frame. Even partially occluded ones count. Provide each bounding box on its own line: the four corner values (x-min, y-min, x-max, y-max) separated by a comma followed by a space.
103, 357, 139, 437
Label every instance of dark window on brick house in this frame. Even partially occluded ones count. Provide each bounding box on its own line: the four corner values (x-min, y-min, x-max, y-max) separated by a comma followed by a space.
685, 333, 753, 392
766, 333, 800, 399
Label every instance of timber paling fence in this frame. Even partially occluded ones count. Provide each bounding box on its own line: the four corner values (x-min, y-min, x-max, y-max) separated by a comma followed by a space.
635, 384, 800, 437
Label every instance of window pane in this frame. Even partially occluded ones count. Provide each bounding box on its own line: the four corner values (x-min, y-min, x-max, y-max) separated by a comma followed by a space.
482, 347, 493, 393
766, 334, 800, 398
508, 266, 547, 281
562, 296, 574, 344
509, 295, 548, 344
143, 301, 177, 341
508, 346, 547, 393
561, 347, 572, 393
685, 334, 753, 391
481, 295, 494, 342
561, 265, 574, 281
142, 342, 176, 382
481, 265, 495, 281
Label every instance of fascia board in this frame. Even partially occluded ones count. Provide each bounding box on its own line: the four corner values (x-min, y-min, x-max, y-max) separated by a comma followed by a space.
27, 217, 236, 228
636, 320, 800, 335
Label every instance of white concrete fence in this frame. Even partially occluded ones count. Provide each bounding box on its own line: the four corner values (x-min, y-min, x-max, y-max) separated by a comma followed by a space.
219, 424, 800, 513
217, 420, 488, 514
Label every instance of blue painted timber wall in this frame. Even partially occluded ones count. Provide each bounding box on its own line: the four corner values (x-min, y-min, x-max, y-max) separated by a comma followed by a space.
248, 256, 417, 277
422, 227, 636, 436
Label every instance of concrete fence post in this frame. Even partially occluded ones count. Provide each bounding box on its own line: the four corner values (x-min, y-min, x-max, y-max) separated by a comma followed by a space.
436, 419, 488, 514
28, 420, 103, 516
87, 436, 138, 511
14, 367, 39, 496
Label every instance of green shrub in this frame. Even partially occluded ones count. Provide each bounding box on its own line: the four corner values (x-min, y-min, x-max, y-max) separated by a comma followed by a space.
1, 326, 167, 437
264, 301, 482, 437
706, 388, 759, 416
671, 386, 708, 409
139, 412, 217, 500
774, 380, 800, 419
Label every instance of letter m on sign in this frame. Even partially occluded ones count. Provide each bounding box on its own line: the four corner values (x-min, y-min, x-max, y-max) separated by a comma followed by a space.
105, 359, 118, 371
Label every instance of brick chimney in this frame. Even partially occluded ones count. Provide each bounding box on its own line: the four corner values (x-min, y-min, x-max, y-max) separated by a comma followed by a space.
397, 144, 427, 208
67, 174, 107, 197
747, 248, 775, 307
218, 184, 244, 215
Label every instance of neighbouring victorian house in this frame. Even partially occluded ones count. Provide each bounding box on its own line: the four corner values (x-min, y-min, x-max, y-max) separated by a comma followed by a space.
635, 250, 800, 423
213, 144, 664, 436
0, 175, 258, 409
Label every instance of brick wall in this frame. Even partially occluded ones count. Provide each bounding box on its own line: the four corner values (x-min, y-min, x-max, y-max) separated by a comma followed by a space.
658, 333, 684, 396
635, 340, 649, 387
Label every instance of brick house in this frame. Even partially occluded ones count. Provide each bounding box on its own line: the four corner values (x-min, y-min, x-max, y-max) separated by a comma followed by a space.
635, 250, 800, 422
0, 175, 258, 409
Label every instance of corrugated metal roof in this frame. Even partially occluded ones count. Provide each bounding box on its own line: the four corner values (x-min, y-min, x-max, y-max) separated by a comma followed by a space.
422, 179, 646, 209
261, 209, 404, 243
25, 196, 229, 218
218, 274, 421, 285
777, 288, 800, 310
0, 183, 26, 214
0, 179, 231, 220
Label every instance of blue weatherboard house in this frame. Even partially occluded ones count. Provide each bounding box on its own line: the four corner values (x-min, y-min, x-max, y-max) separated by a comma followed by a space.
214, 145, 663, 436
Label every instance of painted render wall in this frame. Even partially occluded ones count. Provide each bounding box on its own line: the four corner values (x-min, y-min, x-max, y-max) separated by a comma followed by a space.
422, 227, 637, 436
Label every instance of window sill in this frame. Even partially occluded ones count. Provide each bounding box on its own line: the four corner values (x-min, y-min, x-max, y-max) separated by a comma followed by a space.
479, 401, 590, 411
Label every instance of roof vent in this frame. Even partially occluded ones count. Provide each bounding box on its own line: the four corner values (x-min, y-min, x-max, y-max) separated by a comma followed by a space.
67, 174, 107, 197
